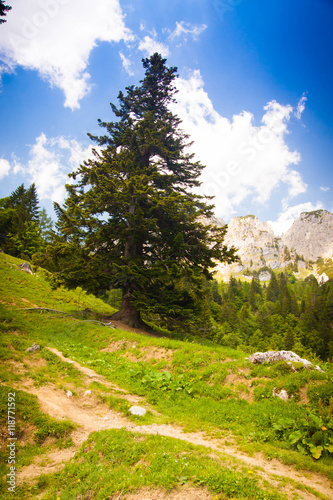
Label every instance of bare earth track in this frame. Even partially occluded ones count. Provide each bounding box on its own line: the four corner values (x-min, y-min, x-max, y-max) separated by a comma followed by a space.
16, 346, 333, 500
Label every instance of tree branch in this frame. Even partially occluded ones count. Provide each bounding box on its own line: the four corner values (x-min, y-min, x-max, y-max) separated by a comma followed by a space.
20, 307, 118, 328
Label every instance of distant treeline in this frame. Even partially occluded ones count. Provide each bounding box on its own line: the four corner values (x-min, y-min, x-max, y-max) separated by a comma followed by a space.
207, 274, 333, 361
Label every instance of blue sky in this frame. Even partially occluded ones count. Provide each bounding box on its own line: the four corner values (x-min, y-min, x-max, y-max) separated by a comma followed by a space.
0, 0, 332, 234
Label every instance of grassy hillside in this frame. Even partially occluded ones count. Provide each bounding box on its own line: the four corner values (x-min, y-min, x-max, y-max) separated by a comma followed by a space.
0, 252, 332, 499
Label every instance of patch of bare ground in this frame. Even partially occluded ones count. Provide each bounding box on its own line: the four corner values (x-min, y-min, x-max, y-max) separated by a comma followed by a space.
5, 359, 26, 376
115, 486, 214, 499
106, 320, 165, 338
20, 297, 40, 308
8, 329, 20, 336
101, 338, 136, 353
0, 298, 17, 306
122, 346, 175, 364
223, 370, 254, 402
299, 386, 310, 405
16, 349, 333, 500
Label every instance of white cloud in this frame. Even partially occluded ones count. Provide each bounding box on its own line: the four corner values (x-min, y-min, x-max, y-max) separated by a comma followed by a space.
320, 186, 330, 192
295, 94, 307, 120
25, 133, 95, 203
0, 0, 132, 109
138, 35, 169, 57
169, 21, 207, 41
0, 155, 24, 180
0, 158, 11, 179
268, 201, 325, 236
170, 70, 306, 219
119, 51, 134, 76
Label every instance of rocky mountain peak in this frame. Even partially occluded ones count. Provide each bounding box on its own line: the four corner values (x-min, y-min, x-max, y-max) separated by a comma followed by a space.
282, 209, 333, 260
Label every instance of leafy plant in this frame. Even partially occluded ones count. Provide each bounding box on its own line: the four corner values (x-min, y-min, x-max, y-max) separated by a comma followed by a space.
273, 400, 333, 459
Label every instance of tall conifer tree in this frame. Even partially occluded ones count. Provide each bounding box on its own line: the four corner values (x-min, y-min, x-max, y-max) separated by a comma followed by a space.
54, 54, 237, 329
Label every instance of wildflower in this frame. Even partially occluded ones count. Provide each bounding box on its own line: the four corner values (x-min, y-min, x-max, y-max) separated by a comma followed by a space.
322, 426, 327, 431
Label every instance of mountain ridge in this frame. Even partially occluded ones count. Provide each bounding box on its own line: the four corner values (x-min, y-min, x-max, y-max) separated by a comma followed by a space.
212, 209, 333, 280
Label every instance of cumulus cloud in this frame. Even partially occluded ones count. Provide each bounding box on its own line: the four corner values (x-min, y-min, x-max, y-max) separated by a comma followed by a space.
0, 0, 132, 109
170, 70, 306, 219
0, 158, 11, 179
0, 155, 24, 180
168, 21, 207, 41
25, 133, 95, 203
268, 201, 325, 236
138, 35, 169, 57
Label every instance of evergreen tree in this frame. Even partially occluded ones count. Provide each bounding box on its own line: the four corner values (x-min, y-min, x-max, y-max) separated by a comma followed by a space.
249, 276, 261, 310
0, 183, 46, 259
39, 208, 54, 243
53, 54, 237, 329
0, 1, 11, 24
266, 272, 279, 302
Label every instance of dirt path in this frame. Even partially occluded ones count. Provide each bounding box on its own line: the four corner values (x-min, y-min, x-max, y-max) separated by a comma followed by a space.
17, 348, 333, 500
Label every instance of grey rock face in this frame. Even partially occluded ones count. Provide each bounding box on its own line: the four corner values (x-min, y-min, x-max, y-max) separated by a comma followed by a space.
282, 210, 333, 260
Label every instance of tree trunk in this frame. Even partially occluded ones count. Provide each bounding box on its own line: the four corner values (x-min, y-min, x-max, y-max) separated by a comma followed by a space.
111, 288, 147, 330
112, 199, 149, 329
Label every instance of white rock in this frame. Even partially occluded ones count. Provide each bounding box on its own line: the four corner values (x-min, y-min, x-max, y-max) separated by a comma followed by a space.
66, 390, 73, 397
129, 406, 146, 416
248, 350, 324, 372
83, 390, 91, 397
272, 388, 289, 401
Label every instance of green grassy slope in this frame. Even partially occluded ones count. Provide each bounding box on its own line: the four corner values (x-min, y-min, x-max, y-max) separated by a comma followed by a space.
0, 252, 332, 499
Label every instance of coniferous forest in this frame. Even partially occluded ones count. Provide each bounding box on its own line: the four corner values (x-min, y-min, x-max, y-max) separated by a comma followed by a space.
207, 275, 333, 361
0, 54, 332, 362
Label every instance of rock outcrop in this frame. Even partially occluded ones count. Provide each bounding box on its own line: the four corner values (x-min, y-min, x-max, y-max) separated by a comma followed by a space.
214, 215, 289, 279
210, 210, 333, 281
248, 350, 324, 372
282, 210, 333, 261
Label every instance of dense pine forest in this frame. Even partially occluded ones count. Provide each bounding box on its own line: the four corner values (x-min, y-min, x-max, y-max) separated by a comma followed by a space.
207, 275, 333, 361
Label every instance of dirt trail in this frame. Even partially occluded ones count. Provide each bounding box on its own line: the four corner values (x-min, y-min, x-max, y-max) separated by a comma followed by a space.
17, 348, 333, 500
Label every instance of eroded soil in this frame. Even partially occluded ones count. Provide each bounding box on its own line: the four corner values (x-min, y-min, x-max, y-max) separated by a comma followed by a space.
15, 345, 333, 500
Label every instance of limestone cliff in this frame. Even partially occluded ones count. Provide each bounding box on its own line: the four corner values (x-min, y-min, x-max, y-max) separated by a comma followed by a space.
209, 210, 332, 281
282, 210, 333, 261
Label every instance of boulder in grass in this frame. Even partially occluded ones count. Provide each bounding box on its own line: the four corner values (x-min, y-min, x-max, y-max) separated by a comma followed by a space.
248, 350, 324, 372
272, 388, 289, 401
129, 406, 146, 416
18, 262, 33, 274
26, 343, 41, 352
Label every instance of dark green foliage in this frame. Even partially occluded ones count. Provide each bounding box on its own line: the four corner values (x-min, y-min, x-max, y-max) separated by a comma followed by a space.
0, 184, 52, 259
0, 1, 11, 24
273, 410, 333, 459
207, 273, 333, 361
47, 54, 237, 330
